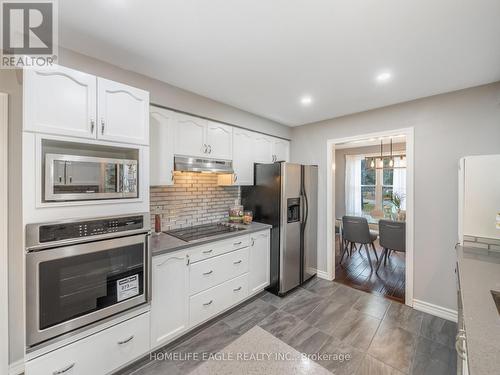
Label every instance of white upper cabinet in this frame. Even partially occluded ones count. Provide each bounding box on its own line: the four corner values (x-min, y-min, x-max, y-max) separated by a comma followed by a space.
253, 134, 273, 163
174, 114, 207, 158
150, 250, 189, 349
150, 107, 175, 186
24, 66, 97, 139
272, 138, 290, 162
206, 121, 233, 160
23, 65, 150, 146
97, 78, 149, 145
232, 128, 255, 185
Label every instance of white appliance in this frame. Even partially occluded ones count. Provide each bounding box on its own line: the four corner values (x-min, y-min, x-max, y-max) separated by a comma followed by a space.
459, 155, 500, 243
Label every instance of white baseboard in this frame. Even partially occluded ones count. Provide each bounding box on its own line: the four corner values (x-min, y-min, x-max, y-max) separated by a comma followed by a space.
316, 270, 333, 281
9, 359, 24, 375
413, 299, 458, 322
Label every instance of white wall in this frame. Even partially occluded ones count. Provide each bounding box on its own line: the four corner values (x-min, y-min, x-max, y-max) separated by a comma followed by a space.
291, 82, 500, 310
59, 48, 291, 139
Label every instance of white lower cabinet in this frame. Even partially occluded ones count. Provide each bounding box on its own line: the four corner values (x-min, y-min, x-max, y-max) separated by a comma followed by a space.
150, 250, 189, 349
190, 274, 249, 327
25, 312, 150, 375
249, 230, 271, 293
189, 247, 249, 295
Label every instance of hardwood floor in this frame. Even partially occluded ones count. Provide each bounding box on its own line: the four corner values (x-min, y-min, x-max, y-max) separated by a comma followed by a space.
335, 237, 405, 303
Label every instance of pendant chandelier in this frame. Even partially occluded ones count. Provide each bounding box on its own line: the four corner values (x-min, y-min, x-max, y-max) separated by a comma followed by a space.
365, 139, 406, 170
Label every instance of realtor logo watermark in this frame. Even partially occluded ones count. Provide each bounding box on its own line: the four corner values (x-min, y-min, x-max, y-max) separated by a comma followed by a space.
1, 0, 58, 68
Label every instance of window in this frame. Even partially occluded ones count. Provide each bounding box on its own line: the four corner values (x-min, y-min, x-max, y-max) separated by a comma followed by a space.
361, 159, 376, 214
360, 156, 406, 218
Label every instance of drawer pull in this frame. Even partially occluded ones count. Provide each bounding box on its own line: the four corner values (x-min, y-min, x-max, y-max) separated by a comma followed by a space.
203, 270, 213, 275
203, 300, 213, 306
233, 260, 242, 264
233, 286, 242, 292
53, 363, 75, 374
117, 335, 135, 345
203, 249, 213, 254
233, 241, 242, 245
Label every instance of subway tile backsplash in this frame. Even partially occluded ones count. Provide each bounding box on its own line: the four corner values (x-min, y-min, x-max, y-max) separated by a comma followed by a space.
150, 172, 240, 231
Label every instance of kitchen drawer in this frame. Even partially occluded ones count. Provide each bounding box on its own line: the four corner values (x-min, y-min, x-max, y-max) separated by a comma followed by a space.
188, 234, 250, 263
25, 312, 150, 375
189, 274, 248, 327
189, 247, 249, 295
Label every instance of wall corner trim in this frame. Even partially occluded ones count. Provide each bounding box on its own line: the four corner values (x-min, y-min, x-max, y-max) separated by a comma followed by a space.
316, 270, 334, 281
9, 359, 24, 375
413, 298, 458, 322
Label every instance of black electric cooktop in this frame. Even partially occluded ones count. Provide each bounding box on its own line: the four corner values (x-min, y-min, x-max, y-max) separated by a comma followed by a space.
165, 222, 245, 242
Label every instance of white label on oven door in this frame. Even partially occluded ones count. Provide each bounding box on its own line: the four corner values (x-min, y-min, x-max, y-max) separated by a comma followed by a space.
117, 274, 139, 302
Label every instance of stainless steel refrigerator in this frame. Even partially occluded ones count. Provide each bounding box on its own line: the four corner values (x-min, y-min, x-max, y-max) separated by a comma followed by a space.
241, 162, 318, 295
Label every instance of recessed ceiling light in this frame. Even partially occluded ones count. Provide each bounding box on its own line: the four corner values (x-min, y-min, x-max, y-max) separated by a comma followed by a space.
300, 96, 313, 106
376, 72, 392, 83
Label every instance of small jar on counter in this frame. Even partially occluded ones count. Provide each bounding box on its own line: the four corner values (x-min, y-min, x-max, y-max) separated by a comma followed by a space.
243, 211, 253, 225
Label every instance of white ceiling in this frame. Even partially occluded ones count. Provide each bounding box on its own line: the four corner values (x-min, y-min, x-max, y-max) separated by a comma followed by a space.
59, 0, 500, 126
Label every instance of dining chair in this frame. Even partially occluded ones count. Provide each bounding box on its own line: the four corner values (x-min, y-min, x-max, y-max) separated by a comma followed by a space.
376, 219, 406, 273
341, 216, 379, 268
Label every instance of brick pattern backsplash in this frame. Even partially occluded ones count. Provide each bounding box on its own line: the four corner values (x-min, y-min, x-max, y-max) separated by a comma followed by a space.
150, 172, 240, 231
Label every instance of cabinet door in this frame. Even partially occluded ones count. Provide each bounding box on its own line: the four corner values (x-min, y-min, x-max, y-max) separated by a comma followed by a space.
232, 128, 254, 185
97, 78, 149, 145
253, 134, 273, 163
174, 114, 207, 158
273, 138, 290, 162
150, 251, 189, 349
248, 230, 270, 294
24, 66, 97, 139
150, 107, 175, 186
206, 121, 232, 160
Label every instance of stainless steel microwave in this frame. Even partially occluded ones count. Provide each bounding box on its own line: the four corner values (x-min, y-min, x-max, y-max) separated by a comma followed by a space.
44, 154, 138, 201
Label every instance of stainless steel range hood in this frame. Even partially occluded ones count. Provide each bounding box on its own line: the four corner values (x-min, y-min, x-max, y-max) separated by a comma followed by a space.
174, 156, 234, 174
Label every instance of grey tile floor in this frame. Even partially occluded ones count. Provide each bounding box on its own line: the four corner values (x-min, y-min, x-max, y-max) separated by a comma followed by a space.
123, 278, 457, 375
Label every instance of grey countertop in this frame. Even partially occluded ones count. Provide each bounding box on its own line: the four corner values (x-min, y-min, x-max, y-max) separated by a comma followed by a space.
150, 221, 272, 257
456, 245, 500, 375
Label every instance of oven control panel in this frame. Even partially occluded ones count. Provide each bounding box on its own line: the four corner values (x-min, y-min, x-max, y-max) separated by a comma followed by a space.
39, 215, 144, 243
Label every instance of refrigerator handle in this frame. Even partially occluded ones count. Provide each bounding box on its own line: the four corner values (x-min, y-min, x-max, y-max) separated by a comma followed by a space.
304, 192, 309, 226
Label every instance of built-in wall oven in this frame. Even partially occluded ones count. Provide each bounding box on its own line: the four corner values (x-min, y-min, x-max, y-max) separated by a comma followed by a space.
45, 154, 138, 202
25, 214, 150, 348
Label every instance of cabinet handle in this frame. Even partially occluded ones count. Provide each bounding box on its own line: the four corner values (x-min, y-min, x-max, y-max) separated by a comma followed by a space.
234, 173, 238, 183
186, 254, 190, 266
233, 241, 242, 245
202, 249, 213, 254
117, 335, 134, 345
208, 145, 212, 154
171, 170, 174, 182
233, 286, 242, 292
68, 176, 73, 184
203, 270, 213, 275
203, 144, 208, 153
203, 300, 213, 306
53, 363, 75, 374
101, 118, 105, 134
251, 238, 255, 246
90, 119, 95, 134
58, 176, 62, 183
233, 260, 242, 264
